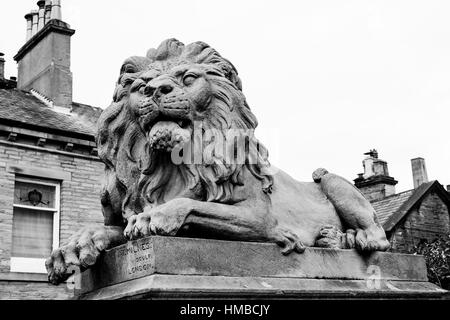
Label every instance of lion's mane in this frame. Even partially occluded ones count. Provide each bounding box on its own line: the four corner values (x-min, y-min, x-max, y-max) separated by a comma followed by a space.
97, 39, 273, 222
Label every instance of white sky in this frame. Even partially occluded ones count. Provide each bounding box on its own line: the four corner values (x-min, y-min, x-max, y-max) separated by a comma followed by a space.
1, 0, 449, 192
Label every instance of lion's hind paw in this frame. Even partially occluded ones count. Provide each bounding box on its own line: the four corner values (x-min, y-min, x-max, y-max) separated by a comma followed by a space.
355, 226, 390, 252
315, 225, 356, 249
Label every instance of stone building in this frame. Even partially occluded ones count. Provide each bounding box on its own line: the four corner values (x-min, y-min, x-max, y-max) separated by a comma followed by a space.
0, 1, 104, 299
355, 150, 450, 253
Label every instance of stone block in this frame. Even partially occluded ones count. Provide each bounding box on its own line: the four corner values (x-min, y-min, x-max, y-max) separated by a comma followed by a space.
78, 236, 448, 300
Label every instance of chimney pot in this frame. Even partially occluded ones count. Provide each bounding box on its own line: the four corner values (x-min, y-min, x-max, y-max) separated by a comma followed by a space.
364, 149, 378, 159
362, 149, 388, 178
24, 12, 34, 41
0, 52, 5, 79
44, 0, 52, 24
31, 10, 39, 37
37, 1, 46, 31
411, 157, 429, 189
51, 0, 62, 21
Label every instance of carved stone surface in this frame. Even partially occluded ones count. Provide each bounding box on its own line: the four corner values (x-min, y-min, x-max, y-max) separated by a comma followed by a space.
47, 39, 397, 285
80, 276, 447, 300
77, 236, 447, 300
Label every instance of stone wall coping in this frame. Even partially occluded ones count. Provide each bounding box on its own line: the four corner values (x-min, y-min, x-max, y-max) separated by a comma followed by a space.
0, 140, 101, 162
7, 163, 71, 180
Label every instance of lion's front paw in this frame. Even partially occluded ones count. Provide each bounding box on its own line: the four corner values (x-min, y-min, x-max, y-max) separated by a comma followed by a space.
46, 225, 125, 285
125, 198, 193, 239
124, 212, 155, 239
271, 227, 306, 255
124, 215, 138, 239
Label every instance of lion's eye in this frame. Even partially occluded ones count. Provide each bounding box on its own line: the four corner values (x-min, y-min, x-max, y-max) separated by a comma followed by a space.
183, 74, 198, 86
138, 86, 145, 95
130, 79, 146, 93
122, 64, 137, 74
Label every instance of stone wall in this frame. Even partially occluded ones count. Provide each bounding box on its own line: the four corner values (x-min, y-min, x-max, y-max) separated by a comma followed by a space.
0, 142, 104, 299
389, 192, 450, 252
359, 183, 396, 202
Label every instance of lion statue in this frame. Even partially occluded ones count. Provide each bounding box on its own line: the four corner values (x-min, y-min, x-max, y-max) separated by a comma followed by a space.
46, 39, 390, 285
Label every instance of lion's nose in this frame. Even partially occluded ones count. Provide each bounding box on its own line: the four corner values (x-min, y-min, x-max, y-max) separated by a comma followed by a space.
157, 84, 173, 95
144, 83, 174, 99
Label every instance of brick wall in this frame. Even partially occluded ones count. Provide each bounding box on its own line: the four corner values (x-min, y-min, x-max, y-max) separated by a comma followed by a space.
0, 280, 73, 300
0, 142, 105, 299
389, 192, 450, 252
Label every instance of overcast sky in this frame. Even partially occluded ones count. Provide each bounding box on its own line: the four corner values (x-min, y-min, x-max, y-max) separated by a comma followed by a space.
1, 0, 449, 192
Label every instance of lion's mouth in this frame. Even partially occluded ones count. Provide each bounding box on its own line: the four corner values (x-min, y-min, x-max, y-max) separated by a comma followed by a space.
140, 98, 191, 125
147, 119, 192, 152
138, 97, 193, 152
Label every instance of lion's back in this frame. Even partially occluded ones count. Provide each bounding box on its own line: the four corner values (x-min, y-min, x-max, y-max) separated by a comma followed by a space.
269, 169, 343, 244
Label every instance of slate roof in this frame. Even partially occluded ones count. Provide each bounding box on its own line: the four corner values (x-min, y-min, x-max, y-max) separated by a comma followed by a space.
0, 88, 102, 140
372, 190, 415, 225
372, 181, 450, 232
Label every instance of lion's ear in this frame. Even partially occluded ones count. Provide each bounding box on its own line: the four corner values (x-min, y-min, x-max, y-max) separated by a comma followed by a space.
228, 70, 242, 91
146, 48, 157, 61
119, 56, 151, 75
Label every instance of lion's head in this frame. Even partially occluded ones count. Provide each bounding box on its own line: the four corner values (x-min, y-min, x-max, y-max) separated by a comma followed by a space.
97, 39, 273, 221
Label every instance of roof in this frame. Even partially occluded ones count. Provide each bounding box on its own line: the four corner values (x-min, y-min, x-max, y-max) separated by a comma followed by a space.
71, 102, 103, 135
0, 88, 102, 140
372, 181, 450, 232
372, 189, 414, 225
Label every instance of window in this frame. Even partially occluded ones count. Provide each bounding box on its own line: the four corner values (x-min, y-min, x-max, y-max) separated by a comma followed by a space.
10, 177, 60, 273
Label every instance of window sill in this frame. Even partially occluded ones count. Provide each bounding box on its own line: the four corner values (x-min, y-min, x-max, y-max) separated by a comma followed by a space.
10, 257, 48, 274
0, 272, 48, 282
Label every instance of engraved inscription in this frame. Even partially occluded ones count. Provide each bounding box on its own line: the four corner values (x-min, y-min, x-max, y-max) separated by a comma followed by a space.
116, 239, 155, 277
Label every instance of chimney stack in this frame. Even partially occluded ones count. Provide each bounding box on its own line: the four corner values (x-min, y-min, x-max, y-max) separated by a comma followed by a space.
15, 0, 75, 109
31, 10, 39, 37
44, 0, 52, 24
0, 54, 17, 89
50, 0, 62, 21
0, 53, 5, 79
354, 149, 398, 201
411, 158, 429, 189
37, 1, 46, 31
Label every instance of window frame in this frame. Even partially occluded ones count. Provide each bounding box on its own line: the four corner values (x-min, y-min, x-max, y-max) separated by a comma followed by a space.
10, 176, 60, 274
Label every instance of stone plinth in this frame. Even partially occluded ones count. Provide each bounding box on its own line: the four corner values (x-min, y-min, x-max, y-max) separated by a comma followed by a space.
77, 236, 448, 300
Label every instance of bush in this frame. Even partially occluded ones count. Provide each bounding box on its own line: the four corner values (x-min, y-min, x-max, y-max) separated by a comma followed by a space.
412, 235, 450, 290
